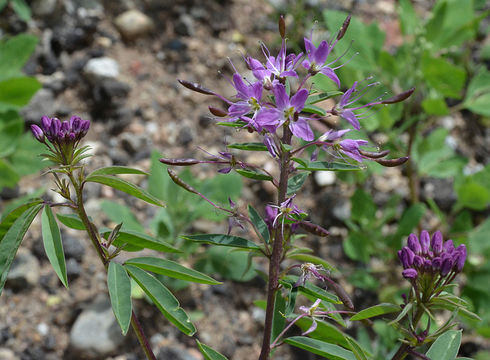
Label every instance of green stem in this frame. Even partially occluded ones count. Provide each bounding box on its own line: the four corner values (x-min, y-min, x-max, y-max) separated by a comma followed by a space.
67, 171, 157, 360
391, 305, 424, 360
259, 127, 292, 360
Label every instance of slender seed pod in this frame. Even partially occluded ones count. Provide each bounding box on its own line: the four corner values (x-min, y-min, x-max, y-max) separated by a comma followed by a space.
209, 106, 228, 117
299, 221, 329, 237
167, 169, 199, 194
160, 158, 201, 166
325, 278, 354, 311
337, 15, 351, 40
381, 88, 415, 104
376, 156, 409, 167
278, 15, 286, 39
358, 149, 390, 159
178, 80, 215, 95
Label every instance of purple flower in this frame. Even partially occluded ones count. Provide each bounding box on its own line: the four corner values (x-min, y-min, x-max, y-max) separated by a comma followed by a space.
401, 247, 415, 269
440, 258, 454, 276
302, 37, 340, 87
256, 84, 314, 141
407, 233, 422, 255
431, 231, 443, 255
419, 230, 430, 255
319, 129, 369, 163
36, 115, 90, 144
402, 268, 418, 279
453, 244, 467, 272
30, 125, 45, 142
443, 240, 455, 254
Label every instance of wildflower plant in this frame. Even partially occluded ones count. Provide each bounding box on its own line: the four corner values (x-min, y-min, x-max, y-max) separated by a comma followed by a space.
0, 13, 479, 360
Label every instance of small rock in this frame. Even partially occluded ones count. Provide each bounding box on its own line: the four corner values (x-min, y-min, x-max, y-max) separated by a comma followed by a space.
37, 323, 49, 337
120, 133, 150, 156
6, 249, 40, 291
177, 127, 194, 146
0, 186, 19, 200
32, 0, 59, 17
63, 234, 85, 262
0, 348, 18, 360
175, 14, 195, 36
157, 346, 199, 360
198, 114, 213, 128
332, 198, 351, 221
20, 88, 56, 124
114, 10, 154, 39
164, 39, 187, 52
66, 258, 82, 280
314, 171, 336, 186
69, 296, 125, 358
107, 147, 130, 165
84, 57, 120, 82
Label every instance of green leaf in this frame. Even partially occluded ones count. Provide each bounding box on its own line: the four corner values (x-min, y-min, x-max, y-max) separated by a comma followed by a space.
456, 181, 490, 211
390, 203, 426, 247
196, 340, 228, 360
85, 174, 165, 207
306, 91, 343, 104
0, 34, 37, 80
0, 199, 43, 240
422, 54, 466, 99
286, 253, 337, 272
182, 234, 260, 250
11, 0, 31, 21
0, 203, 43, 294
284, 336, 357, 360
194, 247, 256, 282
0, 0, 7, 11
272, 292, 286, 343
56, 213, 86, 230
125, 265, 196, 335
468, 218, 490, 255
345, 337, 368, 360
124, 257, 221, 285
426, 330, 461, 360
281, 276, 340, 304
41, 206, 68, 288
295, 317, 350, 348
0, 159, 20, 190
287, 172, 309, 195
297, 161, 360, 172
302, 104, 326, 116
101, 229, 180, 253
227, 142, 268, 151
107, 262, 132, 335
0, 111, 23, 157
351, 189, 376, 225
248, 205, 270, 244
350, 303, 400, 321
0, 76, 41, 111
398, 0, 420, 35
88, 166, 148, 177
235, 169, 273, 181
422, 97, 449, 116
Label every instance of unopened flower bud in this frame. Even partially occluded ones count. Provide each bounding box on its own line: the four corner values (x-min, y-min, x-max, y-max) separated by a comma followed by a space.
443, 239, 455, 254
420, 230, 430, 254
407, 233, 422, 254
401, 247, 415, 268
440, 257, 453, 276
41, 115, 52, 131
432, 257, 442, 270
337, 15, 351, 40
278, 15, 286, 39
413, 255, 423, 268
431, 231, 443, 255
402, 268, 417, 279
159, 158, 201, 166
454, 244, 466, 272
381, 88, 415, 104
299, 221, 329, 237
31, 125, 45, 143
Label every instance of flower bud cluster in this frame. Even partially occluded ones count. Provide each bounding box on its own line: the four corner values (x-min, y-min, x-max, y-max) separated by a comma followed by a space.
398, 230, 466, 281
31, 116, 90, 145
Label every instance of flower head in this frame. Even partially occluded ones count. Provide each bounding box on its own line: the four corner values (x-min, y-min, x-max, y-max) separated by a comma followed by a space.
302, 37, 340, 87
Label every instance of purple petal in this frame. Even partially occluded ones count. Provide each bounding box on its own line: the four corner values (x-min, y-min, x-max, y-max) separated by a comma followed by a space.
320, 67, 340, 88
302, 59, 311, 70
256, 108, 281, 130
340, 109, 360, 130
340, 82, 358, 107
402, 268, 417, 279
322, 129, 350, 141
290, 117, 314, 141
304, 37, 315, 58
290, 89, 309, 111
272, 84, 290, 110
314, 40, 330, 65
302, 319, 318, 336
232, 74, 250, 99
228, 102, 252, 119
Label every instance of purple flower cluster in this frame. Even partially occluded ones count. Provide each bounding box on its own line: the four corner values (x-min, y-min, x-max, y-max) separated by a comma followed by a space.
398, 230, 466, 280
31, 116, 90, 145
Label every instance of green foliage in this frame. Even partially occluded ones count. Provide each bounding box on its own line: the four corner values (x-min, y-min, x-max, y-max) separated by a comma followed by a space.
196, 340, 229, 360
107, 262, 132, 335
284, 336, 357, 360
350, 303, 400, 321
426, 330, 462, 360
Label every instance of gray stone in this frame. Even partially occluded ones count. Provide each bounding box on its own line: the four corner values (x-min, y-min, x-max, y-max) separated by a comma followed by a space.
175, 14, 195, 36
6, 249, 40, 291
83, 57, 120, 82
32, 0, 59, 17
63, 234, 85, 262
157, 346, 199, 360
0, 348, 18, 360
114, 10, 154, 39
19, 88, 56, 124
66, 258, 82, 280
314, 171, 336, 186
120, 132, 150, 156
332, 199, 351, 221
69, 295, 124, 358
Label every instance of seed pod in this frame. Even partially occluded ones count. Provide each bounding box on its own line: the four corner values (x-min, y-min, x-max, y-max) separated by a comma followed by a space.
327, 279, 354, 311
279, 15, 286, 39
178, 80, 215, 95
167, 169, 199, 194
160, 158, 201, 166
209, 106, 228, 117
337, 15, 351, 40
359, 149, 390, 159
299, 221, 329, 237
376, 156, 409, 167
381, 88, 415, 104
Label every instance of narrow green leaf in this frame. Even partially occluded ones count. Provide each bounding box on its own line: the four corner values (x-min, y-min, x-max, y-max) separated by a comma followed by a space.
0, 34, 37, 80
302, 104, 327, 116
272, 292, 286, 343
426, 330, 461, 360
280, 276, 340, 304
0, 77, 41, 110
0, 203, 43, 294
284, 336, 357, 360
248, 205, 270, 244
125, 265, 196, 335
107, 262, 132, 335
398, 0, 420, 35
0, 199, 43, 238
306, 91, 343, 105
196, 339, 228, 360
235, 169, 273, 181
88, 166, 148, 177
56, 213, 86, 230
287, 254, 337, 272
42, 206, 68, 288
227, 142, 268, 151
388, 302, 413, 325
345, 337, 369, 360
11, 0, 31, 21
297, 161, 360, 172
182, 234, 260, 250
350, 303, 400, 321
85, 174, 165, 207
287, 172, 309, 195
101, 229, 181, 253
124, 256, 221, 285
295, 317, 350, 348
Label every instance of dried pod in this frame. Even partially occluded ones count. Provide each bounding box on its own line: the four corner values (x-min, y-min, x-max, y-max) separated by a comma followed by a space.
381, 88, 415, 104
160, 158, 201, 166
337, 15, 351, 40
279, 15, 286, 39
376, 156, 409, 167
167, 169, 199, 194
325, 278, 354, 311
178, 80, 215, 95
209, 106, 228, 117
299, 221, 329, 237
359, 149, 390, 159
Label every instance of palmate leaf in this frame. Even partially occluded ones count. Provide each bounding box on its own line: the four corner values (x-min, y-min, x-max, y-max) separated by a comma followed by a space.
0, 203, 43, 294
41, 206, 68, 288
124, 256, 221, 285
284, 336, 357, 360
125, 265, 196, 335
196, 340, 228, 360
107, 262, 132, 335
85, 174, 165, 207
